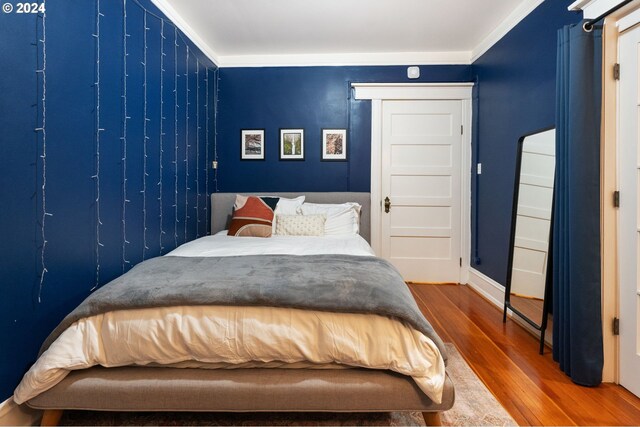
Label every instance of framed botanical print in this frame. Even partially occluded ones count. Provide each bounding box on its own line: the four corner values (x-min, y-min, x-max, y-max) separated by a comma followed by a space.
321, 129, 347, 161
241, 129, 265, 160
280, 129, 304, 160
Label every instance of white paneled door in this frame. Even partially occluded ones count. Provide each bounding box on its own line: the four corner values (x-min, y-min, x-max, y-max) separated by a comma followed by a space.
381, 100, 462, 283
619, 25, 640, 398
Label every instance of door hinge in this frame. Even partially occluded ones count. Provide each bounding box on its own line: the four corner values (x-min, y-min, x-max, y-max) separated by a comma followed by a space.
614, 63, 620, 80
613, 317, 620, 336
459, 257, 462, 267
461, 125, 464, 135
614, 190, 620, 208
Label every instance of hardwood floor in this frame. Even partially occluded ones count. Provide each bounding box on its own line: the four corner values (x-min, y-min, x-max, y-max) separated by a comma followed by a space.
509, 293, 553, 343
408, 283, 640, 426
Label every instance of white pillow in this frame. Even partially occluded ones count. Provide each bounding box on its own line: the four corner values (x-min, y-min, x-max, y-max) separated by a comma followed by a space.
262, 196, 305, 234
300, 202, 361, 235
274, 196, 305, 215
275, 214, 326, 236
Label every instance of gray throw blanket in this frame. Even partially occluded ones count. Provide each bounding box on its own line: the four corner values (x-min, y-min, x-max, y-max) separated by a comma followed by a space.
40, 255, 447, 363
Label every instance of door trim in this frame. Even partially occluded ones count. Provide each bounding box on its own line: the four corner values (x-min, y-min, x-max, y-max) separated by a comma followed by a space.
598, 1, 640, 383
616, 20, 640, 396
353, 83, 474, 284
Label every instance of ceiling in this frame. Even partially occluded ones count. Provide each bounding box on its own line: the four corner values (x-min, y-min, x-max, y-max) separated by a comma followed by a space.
153, 0, 545, 67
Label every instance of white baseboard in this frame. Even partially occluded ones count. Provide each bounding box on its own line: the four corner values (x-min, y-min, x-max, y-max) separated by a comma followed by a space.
466, 267, 552, 346
0, 397, 41, 426
466, 267, 506, 308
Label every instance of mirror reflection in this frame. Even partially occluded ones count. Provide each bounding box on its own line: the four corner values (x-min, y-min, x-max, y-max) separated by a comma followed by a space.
504, 127, 555, 353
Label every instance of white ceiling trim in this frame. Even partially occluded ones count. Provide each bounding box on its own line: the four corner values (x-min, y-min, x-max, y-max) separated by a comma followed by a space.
568, 0, 624, 19
150, 0, 221, 65
470, 0, 545, 63
218, 51, 472, 68
152, 0, 546, 68
568, 0, 594, 12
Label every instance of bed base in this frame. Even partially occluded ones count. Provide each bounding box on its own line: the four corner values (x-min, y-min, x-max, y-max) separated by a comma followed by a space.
29, 367, 453, 425
40, 409, 441, 426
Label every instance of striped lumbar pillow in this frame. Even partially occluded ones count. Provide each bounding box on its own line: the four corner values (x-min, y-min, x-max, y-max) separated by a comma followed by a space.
228, 195, 279, 237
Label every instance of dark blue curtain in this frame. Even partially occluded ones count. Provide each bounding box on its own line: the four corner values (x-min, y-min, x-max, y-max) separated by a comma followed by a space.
553, 22, 603, 386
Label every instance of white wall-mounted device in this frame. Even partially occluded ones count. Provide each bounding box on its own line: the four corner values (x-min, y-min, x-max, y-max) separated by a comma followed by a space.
407, 66, 420, 79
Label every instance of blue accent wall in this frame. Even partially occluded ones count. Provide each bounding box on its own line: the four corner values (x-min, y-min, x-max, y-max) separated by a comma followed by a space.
0, 0, 586, 403
0, 0, 216, 399
217, 66, 472, 192
470, 0, 580, 285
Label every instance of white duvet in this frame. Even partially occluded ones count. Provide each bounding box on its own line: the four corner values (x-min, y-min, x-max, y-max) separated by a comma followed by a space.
14, 234, 445, 405
167, 231, 377, 257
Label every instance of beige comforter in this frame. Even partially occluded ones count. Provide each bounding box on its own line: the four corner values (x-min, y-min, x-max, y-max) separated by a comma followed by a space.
15, 305, 444, 404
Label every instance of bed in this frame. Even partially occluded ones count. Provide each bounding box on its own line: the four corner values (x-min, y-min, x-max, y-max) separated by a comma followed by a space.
20, 192, 455, 426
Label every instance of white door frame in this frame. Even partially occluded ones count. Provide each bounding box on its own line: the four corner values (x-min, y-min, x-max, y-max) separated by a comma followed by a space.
352, 83, 474, 284
596, 1, 640, 383
617, 21, 640, 397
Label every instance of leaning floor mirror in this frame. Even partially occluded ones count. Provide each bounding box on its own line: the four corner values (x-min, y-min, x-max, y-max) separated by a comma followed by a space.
503, 127, 555, 354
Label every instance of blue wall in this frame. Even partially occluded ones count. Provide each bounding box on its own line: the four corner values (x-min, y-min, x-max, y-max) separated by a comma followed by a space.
0, 0, 216, 399
470, 0, 580, 284
0, 0, 584, 402
216, 1, 582, 287
217, 66, 472, 192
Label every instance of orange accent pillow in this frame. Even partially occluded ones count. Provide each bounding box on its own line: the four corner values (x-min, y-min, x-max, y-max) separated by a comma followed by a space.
228, 195, 277, 237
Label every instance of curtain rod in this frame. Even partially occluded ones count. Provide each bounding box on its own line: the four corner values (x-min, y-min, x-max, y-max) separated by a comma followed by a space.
583, 0, 634, 31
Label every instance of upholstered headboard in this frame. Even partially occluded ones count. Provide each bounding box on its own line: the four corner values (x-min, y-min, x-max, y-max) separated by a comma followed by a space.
210, 192, 371, 243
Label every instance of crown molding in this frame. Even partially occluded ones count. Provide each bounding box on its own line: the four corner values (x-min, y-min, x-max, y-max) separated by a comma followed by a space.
149, 0, 221, 66
568, 0, 593, 11
470, 0, 545, 63
154, 0, 545, 68
216, 51, 472, 68
568, 0, 624, 19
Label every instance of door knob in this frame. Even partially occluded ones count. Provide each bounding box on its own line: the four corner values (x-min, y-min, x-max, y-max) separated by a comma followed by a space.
384, 197, 391, 213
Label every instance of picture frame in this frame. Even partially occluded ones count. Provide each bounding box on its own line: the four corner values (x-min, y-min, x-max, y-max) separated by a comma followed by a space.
321, 129, 347, 161
279, 129, 305, 160
241, 129, 265, 160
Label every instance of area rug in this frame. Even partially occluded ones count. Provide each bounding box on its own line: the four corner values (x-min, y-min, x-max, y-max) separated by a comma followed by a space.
440, 344, 516, 426
60, 344, 516, 426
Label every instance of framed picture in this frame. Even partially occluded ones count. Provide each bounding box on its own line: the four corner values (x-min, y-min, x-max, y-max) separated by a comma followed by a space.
321, 129, 347, 161
241, 129, 265, 160
279, 129, 305, 160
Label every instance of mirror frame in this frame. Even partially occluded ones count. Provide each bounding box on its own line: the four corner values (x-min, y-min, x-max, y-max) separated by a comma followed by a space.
502, 126, 555, 355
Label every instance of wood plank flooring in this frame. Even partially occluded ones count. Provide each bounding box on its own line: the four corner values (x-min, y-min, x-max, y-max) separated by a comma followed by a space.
408, 283, 640, 426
